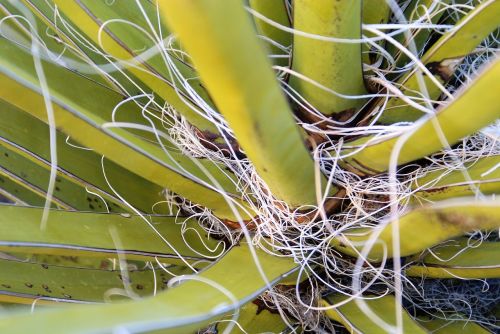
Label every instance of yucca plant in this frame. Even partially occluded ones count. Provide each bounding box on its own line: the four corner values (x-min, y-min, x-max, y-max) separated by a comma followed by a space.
0, 0, 499, 333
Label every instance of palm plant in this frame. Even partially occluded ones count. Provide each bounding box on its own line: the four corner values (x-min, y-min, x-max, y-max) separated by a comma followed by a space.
0, 0, 499, 333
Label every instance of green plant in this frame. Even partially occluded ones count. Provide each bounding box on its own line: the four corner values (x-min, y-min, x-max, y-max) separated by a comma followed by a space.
0, 0, 499, 333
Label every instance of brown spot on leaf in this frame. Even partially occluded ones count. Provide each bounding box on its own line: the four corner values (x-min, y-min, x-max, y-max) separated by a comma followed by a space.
435, 210, 487, 231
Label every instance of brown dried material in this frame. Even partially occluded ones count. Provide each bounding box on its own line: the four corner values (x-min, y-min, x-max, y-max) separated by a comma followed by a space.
426, 57, 464, 82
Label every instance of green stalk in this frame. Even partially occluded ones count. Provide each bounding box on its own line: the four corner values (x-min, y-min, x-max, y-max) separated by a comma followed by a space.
342, 56, 500, 175
290, 0, 367, 115
0, 244, 297, 334
249, 0, 292, 66
362, 0, 391, 65
330, 199, 500, 262
159, 0, 331, 208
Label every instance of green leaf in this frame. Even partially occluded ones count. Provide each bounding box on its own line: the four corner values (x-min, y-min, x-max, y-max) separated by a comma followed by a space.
362, 0, 391, 65
342, 56, 500, 175
417, 315, 492, 333
0, 100, 175, 214
379, 0, 500, 123
330, 198, 500, 262
52, 0, 220, 135
0, 166, 57, 208
0, 257, 190, 304
385, 0, 451, 71
215, 299, 288, 334
0, 138, 115, 212
0, 36, 253, 220
249, 0, 292, 66
0, 205, 222, 265
0, 244, 298, 334
406, 238, 500, 278
412, 155, 500, 202
0, 1, 114, 89
159, 0, 332, 208
322, 294, 427, 333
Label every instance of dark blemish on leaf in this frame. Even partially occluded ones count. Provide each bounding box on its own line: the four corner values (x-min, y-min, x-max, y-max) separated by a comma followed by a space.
3, 152, 8, 157
435, 211, 486, 231
89, 204, 95, 210
253, 122, 261, 136
63, 293, 72, 299
25, 283, 33, 288
1, 284, 11, 289
41, 264, 49, 269
55, 186, 60, 192
136, 284, 144, 290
